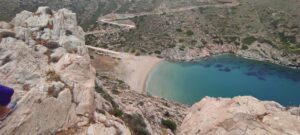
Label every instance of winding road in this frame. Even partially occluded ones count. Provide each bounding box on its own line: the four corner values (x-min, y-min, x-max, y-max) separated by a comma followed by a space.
86, 1, 240, 35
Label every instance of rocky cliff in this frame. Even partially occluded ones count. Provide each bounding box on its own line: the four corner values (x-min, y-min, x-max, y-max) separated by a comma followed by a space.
0, 0, 100, 29
0, 6, 96, 134
1, 7, 300, 135
179, 96, 300, 135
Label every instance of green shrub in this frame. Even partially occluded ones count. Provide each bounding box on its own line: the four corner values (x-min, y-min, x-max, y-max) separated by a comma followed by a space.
279, 32, 296, 44
123, 114, 150, 135
154, 50, 161, 54
116, 79, 125, 84
186, 30, 194, 36
213, 39, 223, 45
95, 84, 104, 93
124, 48, 130, 52
130, 49, 136, 53
191, 40, 197, 45
242, 36, 256, 45
1, 55, 11, 66
110, 108, 123, 117
134, 127, 150, 135
290, 48, 300, 54
257, 38, 278, 48
241, 45, 249, 50
161, 119, 177, 132
179, 46, 185, 51
112, 86, 120, 95
168, 44, 176, 48
112, 89, 120, 95
201, 39, 208, 45
46, 70, 61, 82
234, 41, 240, 46
176, 28, 182, 32
101, 44, 108, 48
44, 41, 60, 50
225, 36, 238, 43
95, 83, 118, 108
90, 55, 94, 59
179, 39, 184, 43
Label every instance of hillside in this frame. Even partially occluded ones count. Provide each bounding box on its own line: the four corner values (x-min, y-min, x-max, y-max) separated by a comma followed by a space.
86, 0, 300, 68
0, 0, 237, 30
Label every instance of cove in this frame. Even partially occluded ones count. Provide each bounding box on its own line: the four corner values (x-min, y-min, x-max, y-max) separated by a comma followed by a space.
146, 55, 300, 106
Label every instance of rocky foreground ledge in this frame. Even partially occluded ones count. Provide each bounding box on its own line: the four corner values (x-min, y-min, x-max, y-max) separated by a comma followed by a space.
0, 7, 300, 135
0, 6, 96, 134
179, 96, 300, 135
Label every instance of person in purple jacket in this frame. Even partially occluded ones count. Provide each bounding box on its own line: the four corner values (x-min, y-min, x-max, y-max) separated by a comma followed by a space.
0, 84, 17, 121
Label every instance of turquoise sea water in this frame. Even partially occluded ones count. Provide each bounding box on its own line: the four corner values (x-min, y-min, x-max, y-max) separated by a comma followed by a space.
146, 55, 300, 106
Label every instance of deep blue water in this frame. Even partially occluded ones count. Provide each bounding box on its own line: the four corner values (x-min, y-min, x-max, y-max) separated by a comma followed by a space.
146, 55, 300, 106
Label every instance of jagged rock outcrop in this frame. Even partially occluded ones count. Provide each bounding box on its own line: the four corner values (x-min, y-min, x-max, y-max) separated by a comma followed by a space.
0, 0, 99, 28
178, 96, 300, 135
0, 7, 96, 134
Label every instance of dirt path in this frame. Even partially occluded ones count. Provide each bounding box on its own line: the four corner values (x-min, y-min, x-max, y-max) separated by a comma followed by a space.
87, 2, 240, 33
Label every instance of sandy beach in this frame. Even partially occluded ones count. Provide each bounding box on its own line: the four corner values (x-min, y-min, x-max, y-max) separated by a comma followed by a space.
87, 46, 162, 93
115, 54, 162, 93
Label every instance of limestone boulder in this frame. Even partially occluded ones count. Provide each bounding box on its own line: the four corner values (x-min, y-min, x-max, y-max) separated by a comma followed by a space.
54, 53, 96, 116
53, 8, 85, 40
59, 35, 87, 55
12, 10, 33, 27
12, 6, 84, 47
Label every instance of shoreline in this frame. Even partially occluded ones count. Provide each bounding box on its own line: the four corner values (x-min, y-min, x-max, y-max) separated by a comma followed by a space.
115, 42, 300, 94
142, 59, 163, 94
163, 44, 300, 70
117, 52, 300, 94
168, 52, 300, 70
115, 55, 162, 93
143, 60, 163, 94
